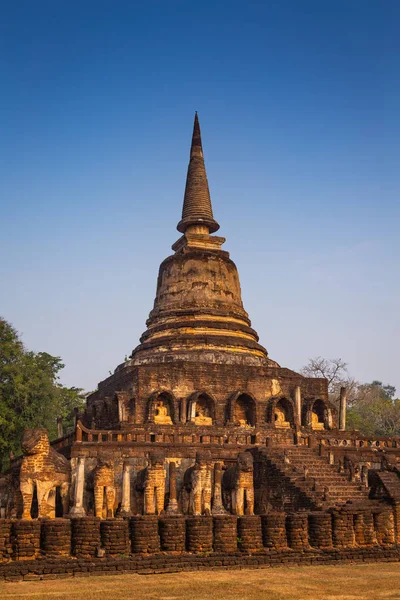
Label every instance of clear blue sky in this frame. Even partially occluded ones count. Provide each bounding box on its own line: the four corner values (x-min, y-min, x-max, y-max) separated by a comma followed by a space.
1, 1, 399, 394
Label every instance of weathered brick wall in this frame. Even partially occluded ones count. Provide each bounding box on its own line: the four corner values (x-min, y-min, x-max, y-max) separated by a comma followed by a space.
100, 519, 129, 556
86, 360, 330, 430
286, 513, 309, 551
130, 516, 160, 553
11, 520, 41, 560
0, 520, 12, 561
354, 510, 375, 546
1, 546, 400, 581
0, 507, 398, 568
261, 513, 287, 550
1, 512, 400, 580
213, 515, 237, 552
71, 517, 100, 558
374, 509, 395, 546
331, 509, 355, 548
186, 516, 213, 553
308, 512, 333, 549
159, 516, 186, 552
41, 519, 71, 557
237, 516, 263, 552
393, 502, 400, 544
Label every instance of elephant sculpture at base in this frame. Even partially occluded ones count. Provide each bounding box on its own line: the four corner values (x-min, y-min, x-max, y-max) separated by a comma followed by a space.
136, 452, 166, 515
20, 428, 70, 519
222, 451, 254, 516
93, 456, 116, 518
183, 451, 212, 516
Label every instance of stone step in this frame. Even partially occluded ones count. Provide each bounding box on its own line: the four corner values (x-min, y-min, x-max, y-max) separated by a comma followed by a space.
263, 446, 370, 510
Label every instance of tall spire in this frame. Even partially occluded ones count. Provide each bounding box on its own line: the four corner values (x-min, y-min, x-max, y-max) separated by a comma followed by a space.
177, 113, 220, 234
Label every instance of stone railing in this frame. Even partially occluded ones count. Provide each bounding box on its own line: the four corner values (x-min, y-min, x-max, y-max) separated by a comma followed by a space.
318, 434, 400, 450
76, 421, 266, 447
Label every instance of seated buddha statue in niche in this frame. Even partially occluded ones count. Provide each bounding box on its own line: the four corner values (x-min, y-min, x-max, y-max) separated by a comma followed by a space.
194, 401, 212, 426
154, 400, 172, 425
274, 406, 290, 428
235, 400, 252, 427
311, 411, 324, 430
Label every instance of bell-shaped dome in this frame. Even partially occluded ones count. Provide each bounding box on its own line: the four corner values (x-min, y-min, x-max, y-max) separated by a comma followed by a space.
130, 114, 272, 367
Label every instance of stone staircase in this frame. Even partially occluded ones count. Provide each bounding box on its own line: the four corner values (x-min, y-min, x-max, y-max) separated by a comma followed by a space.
260, 446, 371, 511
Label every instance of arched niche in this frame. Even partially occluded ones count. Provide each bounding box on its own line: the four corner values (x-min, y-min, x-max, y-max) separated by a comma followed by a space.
312, 399, 332, 430
272, 398, 294, 429
228, 392, 257, 427
303, 399, 332, 430
148, 391, 175, 425
115, 391, 130, 423
187, 392, 215, 425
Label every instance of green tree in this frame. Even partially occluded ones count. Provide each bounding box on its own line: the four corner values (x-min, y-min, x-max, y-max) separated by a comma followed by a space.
0, 318, 85, 471
347, 381, 400, 437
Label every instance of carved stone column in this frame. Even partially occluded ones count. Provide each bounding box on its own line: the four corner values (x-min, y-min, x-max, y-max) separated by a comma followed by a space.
212, 462, 227, 515
180, 398, 187, 424
294, 385, 302, 427
120, 462, 132, 517
69, 456, 86, 517
339, 387, 347, 431
165, 461, 180, 514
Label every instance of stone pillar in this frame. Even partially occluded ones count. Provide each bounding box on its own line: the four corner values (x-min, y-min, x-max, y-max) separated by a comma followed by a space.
165, 461, 179, 514
213, 515, 237, 552
180, 397, 187, 424
374, 509, 395, 546
57, 416, 63, 438
294, 386, 302, 427
308, 512, 333, 549
12, 520, 41, 561
159, 516, 186, 552
188, 399, 196, 421
71, 517, 101, 558
332, 509, 355, 548
69, 456, 86, 517
120, 462, 132, 517
286, 513, 309, 551
186, 516, 213, 553
261, 513, 287, 550
130, 516, 160, 553
237, 515, 263, 553
339, 387, 347, 431
354, 511, 368, 546
393, 502, 400, 545
76, 423, 82, 442
41, 519, 71, 557
363, 510, 376, 546
212, 462, 227, 515
100, 519, 129, 555
0, 519, 13, 561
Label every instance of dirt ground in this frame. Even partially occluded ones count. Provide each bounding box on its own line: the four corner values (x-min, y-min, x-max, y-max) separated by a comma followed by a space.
1, 563, 400, 600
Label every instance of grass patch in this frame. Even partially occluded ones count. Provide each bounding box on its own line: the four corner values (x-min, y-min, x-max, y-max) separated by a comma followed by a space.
1, 563, 400, 600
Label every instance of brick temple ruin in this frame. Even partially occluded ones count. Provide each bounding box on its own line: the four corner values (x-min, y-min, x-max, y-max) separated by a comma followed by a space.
1, 114, 400, 579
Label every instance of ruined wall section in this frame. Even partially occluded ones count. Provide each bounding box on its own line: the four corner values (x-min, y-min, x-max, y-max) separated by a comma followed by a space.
0, 506, 399, 578
84, 360, 331, 430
